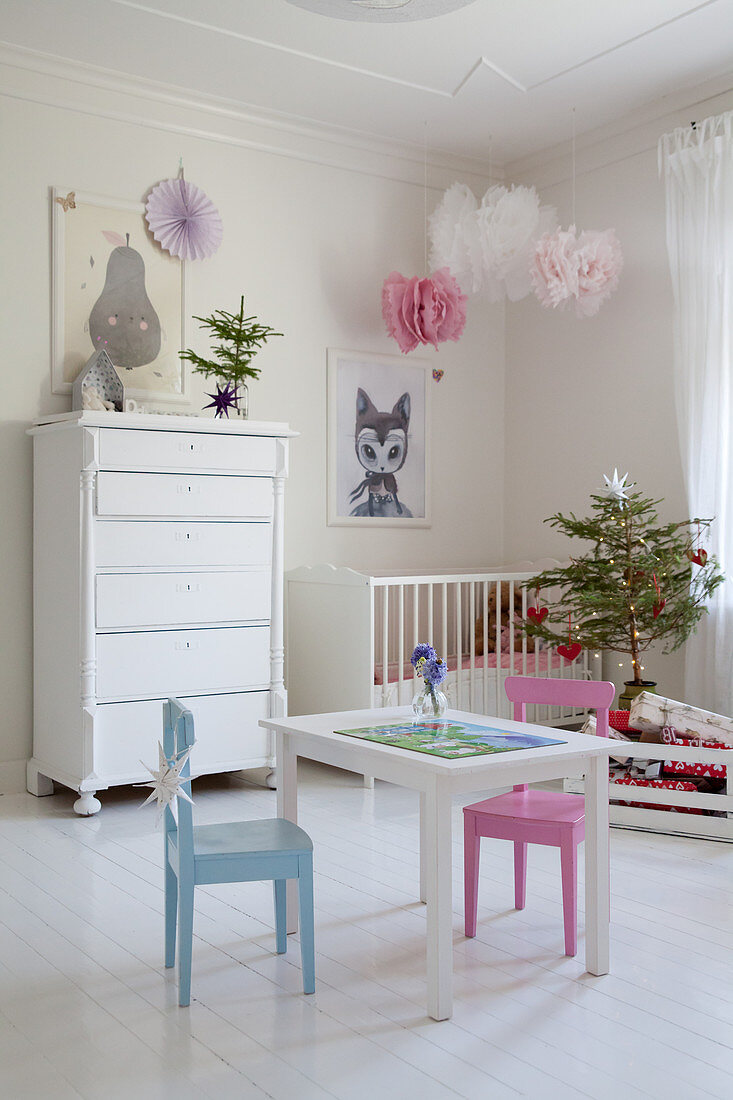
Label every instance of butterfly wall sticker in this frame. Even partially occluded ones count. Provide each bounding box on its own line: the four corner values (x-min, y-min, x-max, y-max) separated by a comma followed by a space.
55, 191, 76, 212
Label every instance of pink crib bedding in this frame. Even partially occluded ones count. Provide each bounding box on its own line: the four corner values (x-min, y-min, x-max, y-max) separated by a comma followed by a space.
374, 647, 562, 686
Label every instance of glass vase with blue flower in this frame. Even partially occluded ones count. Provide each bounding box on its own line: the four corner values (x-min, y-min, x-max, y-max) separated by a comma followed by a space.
410, 643, 449, 718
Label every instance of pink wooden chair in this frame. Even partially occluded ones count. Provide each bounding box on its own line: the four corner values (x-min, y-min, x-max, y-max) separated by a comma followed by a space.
463, 675, 614, 956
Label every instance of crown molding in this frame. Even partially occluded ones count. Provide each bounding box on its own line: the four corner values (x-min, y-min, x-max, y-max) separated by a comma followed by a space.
0, 41, 495, 192
506, 70, 733, 188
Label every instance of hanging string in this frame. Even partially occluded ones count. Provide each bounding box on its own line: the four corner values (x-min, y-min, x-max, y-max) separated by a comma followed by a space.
567, 107, 572, 227
423, 121, 428, 276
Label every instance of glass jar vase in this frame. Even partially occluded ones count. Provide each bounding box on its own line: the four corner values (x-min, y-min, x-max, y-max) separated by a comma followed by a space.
411, 686, 448, 719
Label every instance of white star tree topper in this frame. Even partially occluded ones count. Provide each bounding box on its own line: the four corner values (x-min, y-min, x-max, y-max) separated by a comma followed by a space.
137, 741, 194, 822
599, 468, 635, 503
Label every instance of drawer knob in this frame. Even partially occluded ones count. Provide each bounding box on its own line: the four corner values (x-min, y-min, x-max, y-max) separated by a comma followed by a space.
176, 582, 201, 593
175, 639, 200, 651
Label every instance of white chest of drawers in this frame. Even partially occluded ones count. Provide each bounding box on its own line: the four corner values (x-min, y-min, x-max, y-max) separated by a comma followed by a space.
27, 412, 293, 814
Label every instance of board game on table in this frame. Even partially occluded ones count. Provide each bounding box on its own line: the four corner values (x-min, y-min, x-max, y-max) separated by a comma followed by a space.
333, 719, 566, 759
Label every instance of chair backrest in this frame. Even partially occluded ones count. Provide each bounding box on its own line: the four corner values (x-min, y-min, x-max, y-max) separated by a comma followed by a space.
162, 698, 196, 857
504, 675, 615, 793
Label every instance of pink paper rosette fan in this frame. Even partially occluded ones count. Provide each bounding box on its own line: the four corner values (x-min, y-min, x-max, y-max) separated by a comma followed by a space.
382, 267, 467, 355
145, 178, 223, 261
531, 225, 623, 317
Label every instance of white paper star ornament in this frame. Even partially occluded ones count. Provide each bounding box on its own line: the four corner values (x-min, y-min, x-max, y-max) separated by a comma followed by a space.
137, 741, 194, 822
600, 468, 635, 503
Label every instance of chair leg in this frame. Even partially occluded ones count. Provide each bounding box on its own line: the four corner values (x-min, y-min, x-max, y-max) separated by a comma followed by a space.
164, 861, 178, 969
514, 842, 528, 910
297, 854, 315, 995
274, 879, 287, 955
177, 875, 195, 1006
463, 813, 480, 938
560, 839, 578, 957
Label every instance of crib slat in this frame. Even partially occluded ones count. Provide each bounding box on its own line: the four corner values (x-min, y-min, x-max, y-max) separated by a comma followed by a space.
398, 584, 404, 705
482, 580, 488, 716
382, 586, 389, 705
412, 584, 419, 690
441, 583, 448, 689
455, 582, 462, 710
494, 580, 501, 720
469, 581, 476, 712
427, 583, 434, 648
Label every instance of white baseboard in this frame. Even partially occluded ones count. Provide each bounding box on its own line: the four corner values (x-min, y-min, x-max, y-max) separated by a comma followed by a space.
0, 759, 29, 795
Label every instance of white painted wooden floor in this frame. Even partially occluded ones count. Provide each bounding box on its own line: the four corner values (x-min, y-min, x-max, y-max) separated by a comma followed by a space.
1, 761, 731, 1100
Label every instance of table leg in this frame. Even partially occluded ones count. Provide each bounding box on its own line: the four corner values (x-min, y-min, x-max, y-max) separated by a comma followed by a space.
419, 791, 427, 903
276, 730, 299, 935
424, 778, 453, 1020
584, 753, 610, 975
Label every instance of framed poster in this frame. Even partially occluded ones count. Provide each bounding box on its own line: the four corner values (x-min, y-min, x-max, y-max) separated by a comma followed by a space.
327, 348, 430, 527
51, 187, 187, 402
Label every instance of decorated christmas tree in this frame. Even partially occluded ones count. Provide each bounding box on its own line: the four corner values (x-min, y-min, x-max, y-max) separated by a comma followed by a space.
523, 471, 723, 692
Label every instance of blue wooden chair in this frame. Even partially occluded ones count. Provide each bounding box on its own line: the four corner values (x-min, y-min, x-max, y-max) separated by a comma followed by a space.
163, 698, 315, 1006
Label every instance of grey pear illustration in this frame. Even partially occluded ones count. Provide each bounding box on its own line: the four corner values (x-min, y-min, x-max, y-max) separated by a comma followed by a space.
89, 235, 162, 369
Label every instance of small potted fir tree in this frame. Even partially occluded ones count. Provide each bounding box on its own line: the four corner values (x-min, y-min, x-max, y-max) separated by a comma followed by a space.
522, 471, 723, 709
180, 295, 282, 418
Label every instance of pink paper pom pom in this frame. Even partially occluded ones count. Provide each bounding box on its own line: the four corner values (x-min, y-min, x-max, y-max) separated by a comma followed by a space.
531, 228, 580, 309
382, 267, 467, 354
575, 228, 623, 317
531, 226, 623, 317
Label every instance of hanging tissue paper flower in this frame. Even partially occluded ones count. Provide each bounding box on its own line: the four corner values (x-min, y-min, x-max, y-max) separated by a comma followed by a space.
428, 182, 477, 294
574, 228, 624, 317
531, 226, 622, 317
382, 267, 467, 354
145, 178, 223, 261
430, 183, 557, 302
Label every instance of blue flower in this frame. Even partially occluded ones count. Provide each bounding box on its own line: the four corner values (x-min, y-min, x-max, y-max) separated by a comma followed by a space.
422, 657, 447, 687
411, 642, 436, 668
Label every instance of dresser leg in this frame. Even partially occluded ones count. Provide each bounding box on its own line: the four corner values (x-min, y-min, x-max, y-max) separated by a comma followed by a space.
26, 762, 54, 797
265, 769, 277, 790
73, 790, 101, 816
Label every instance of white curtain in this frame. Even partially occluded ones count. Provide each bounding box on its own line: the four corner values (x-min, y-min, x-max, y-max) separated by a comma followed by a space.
660, 110, 733, 715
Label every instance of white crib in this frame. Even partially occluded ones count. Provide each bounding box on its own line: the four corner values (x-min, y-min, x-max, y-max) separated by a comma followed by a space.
286, 562, 602, 730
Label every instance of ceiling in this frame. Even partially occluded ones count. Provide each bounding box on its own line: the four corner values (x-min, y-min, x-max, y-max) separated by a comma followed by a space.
2, 0, 732, 164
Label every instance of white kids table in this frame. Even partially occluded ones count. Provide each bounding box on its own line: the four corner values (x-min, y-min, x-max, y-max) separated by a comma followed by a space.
260, 706, 612, 1021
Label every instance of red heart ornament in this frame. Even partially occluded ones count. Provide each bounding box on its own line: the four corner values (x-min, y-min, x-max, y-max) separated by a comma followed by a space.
527, 606, 548, 625
557, 642, 581, 662
653, 599, 666, 618
686, 548, 696, 563
691, 549, 708, 566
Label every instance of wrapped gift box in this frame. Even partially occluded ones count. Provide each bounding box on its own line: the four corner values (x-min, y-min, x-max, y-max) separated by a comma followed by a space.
613, 774, 703, 815
661, 727, 727, 779
629, 692, 733, 746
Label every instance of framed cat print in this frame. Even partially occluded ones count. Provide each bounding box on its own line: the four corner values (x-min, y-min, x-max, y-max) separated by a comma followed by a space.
51, 186, 187, 402
327, 348, 430, 527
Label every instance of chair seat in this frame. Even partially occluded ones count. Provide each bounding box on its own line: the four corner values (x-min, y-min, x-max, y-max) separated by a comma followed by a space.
464, 789, 586, 827
192, 817, 313, 859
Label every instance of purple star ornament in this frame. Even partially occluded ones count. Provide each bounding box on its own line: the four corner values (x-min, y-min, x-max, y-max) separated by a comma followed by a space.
204, 382, 239, 418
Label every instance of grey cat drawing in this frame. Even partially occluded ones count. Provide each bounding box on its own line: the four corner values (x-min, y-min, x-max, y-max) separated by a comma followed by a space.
349, 388, 413, 518
89, 233, 162, 369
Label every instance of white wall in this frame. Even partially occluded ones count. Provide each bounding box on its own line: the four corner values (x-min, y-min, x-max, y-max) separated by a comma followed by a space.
0, 52, 503, 787
503, 84, 733, 702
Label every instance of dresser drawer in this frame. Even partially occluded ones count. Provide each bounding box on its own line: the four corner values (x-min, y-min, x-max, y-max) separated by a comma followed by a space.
96, 472, 273, 518
96, 570, 272, 628
99, 428, 278, 474
96, 626, 270, 700
94, 691, 271, 780
95, 520, 272, 569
